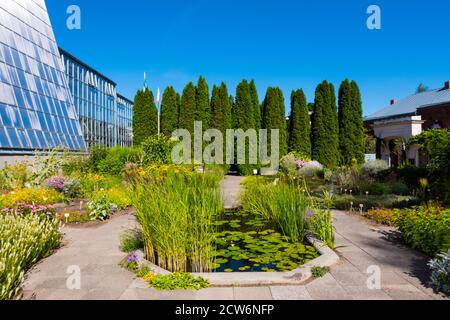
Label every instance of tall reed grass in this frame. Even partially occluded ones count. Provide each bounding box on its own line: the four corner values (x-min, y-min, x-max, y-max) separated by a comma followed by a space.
242, 178, 308, 242
131, 171, 222, 273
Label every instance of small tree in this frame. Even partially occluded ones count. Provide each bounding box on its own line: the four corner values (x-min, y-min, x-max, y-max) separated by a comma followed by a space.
160, 86, 180, 136
288, 89, 311, 158
262, 87, 288, 158
133, 88, 158, 145
311, 81, 339, 167
196, 76, 211, 130
179, 82, 197, 134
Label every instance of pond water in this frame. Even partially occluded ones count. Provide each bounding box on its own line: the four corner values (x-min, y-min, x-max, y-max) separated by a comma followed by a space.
211, 211, 318, 272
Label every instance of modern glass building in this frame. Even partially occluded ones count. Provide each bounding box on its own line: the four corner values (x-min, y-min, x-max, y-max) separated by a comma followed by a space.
117, 94, 133, 147
60, 49, 133, 148
0, 0, 86, 154
0, 0, 134, 155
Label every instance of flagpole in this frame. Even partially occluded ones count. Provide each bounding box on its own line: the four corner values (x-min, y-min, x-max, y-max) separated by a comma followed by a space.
157, 88, 161, 139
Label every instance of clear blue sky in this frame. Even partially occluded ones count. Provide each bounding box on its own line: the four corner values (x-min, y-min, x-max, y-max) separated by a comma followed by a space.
46, 0, 450, 116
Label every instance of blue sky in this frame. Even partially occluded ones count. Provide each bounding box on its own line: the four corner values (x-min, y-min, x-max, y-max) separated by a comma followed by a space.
46, 0, 450, 116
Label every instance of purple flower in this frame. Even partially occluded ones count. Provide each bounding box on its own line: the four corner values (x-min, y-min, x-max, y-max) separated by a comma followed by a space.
46, 177, 65, 191
126, 253, 138, 264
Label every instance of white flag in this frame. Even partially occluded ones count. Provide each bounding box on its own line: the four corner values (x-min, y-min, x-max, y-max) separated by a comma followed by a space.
157, 88, 161, 105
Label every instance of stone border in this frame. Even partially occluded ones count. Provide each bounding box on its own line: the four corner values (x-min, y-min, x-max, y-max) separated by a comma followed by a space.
136, 231, 339, 287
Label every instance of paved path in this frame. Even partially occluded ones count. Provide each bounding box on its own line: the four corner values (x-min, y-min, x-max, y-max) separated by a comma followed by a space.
22, 177, 448, 300
222, 175, 245, 210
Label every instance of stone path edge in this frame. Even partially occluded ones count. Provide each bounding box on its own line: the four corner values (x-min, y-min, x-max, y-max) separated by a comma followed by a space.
134, 231, 340, 287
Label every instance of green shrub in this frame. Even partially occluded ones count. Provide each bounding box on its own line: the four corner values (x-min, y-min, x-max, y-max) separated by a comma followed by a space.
0, 214, 60, 300
87, 193, 114, 221
97, 147, 141, 176
364, 208, 396, 226
141, 135, 175, 165
394, 205, 450, 257
363, 182, 392, 196
395, 165, 429, 190
120, 229, 144, 253
311, 266, 330, 278
429, 250, 450, 295
390, 182, 410, 196
361, 160, 389, 177
63, 177, 82, 199
148, 273, 209, 291
88, 145, 108, 172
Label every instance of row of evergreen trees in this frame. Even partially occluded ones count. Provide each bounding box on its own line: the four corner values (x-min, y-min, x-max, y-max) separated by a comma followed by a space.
132, 77, 365, 168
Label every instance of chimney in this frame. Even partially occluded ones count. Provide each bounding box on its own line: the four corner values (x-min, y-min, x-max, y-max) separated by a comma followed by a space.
445, 81, 450, 90
390, 99, 398, 106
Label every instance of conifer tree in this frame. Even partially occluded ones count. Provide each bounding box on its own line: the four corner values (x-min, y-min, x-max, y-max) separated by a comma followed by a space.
288, 89, 311, 157
160, 86, 180, 136
262, 87, 288, 158
196, 76, 211, 129
249, 80, 261, 129
211, 82, 232, 134
233, 80, 255, 130
311, 81, 339, 167
179, 82, 197, 134
132, 88, 158, 145
338, 79, 365, 165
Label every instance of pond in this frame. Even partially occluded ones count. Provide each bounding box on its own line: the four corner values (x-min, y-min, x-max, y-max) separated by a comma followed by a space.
210, 211, 318, 272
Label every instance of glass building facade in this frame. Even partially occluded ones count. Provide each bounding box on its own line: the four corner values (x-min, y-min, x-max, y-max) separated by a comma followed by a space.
117, 94, 133, 147
0, 0, 86, 154
60, 49, 133, 148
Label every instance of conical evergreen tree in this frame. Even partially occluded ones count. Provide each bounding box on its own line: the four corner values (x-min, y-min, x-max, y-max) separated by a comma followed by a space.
211, 82, 232, 134
160, 86, 180, 136
132, 88, 158, 145
196, 76, 211, 129
338, 79, 365, 165
288, 89, 311, 157
233, 80, 255, 130
311, 81, 339, 167
249, 80, 261, 129
262, 87, 288, 158
179, 82, 197, 134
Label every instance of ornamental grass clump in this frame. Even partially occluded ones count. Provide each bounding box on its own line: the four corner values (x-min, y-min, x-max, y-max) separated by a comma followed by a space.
131, 171, 222, 273
0, 214, 60, 300
242, 180, 308, 242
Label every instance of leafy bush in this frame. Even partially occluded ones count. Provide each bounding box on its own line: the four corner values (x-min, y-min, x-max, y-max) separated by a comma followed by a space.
332, 166, 365, 191
362, 182, 392, 196
97, 147, 141, 176
45, 176, 65, 192
364, 208, 396, 226
280, 153, 298, 176
62, 177, 82, 199
88, 145, 108, 172
361, 160, 389, 177
0, 214, 60, 300
62, 155, 89, 176
0, 162, 31, 191
311, 266, 330, 278
141, 135, 175, 165
120, 229, 144, 253
298, 161, 323, 177
389, 182, 410, 196
148, 272, 210, 291
87, 193, 115, 221
429, 250, 450, 295
395, 165, 429, 191
394, 205, 450, 257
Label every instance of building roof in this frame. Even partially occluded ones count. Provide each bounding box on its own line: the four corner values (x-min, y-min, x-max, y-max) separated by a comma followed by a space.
59, 48, 117, 86
117, 94, 134, 105
365, 86, 450, 122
